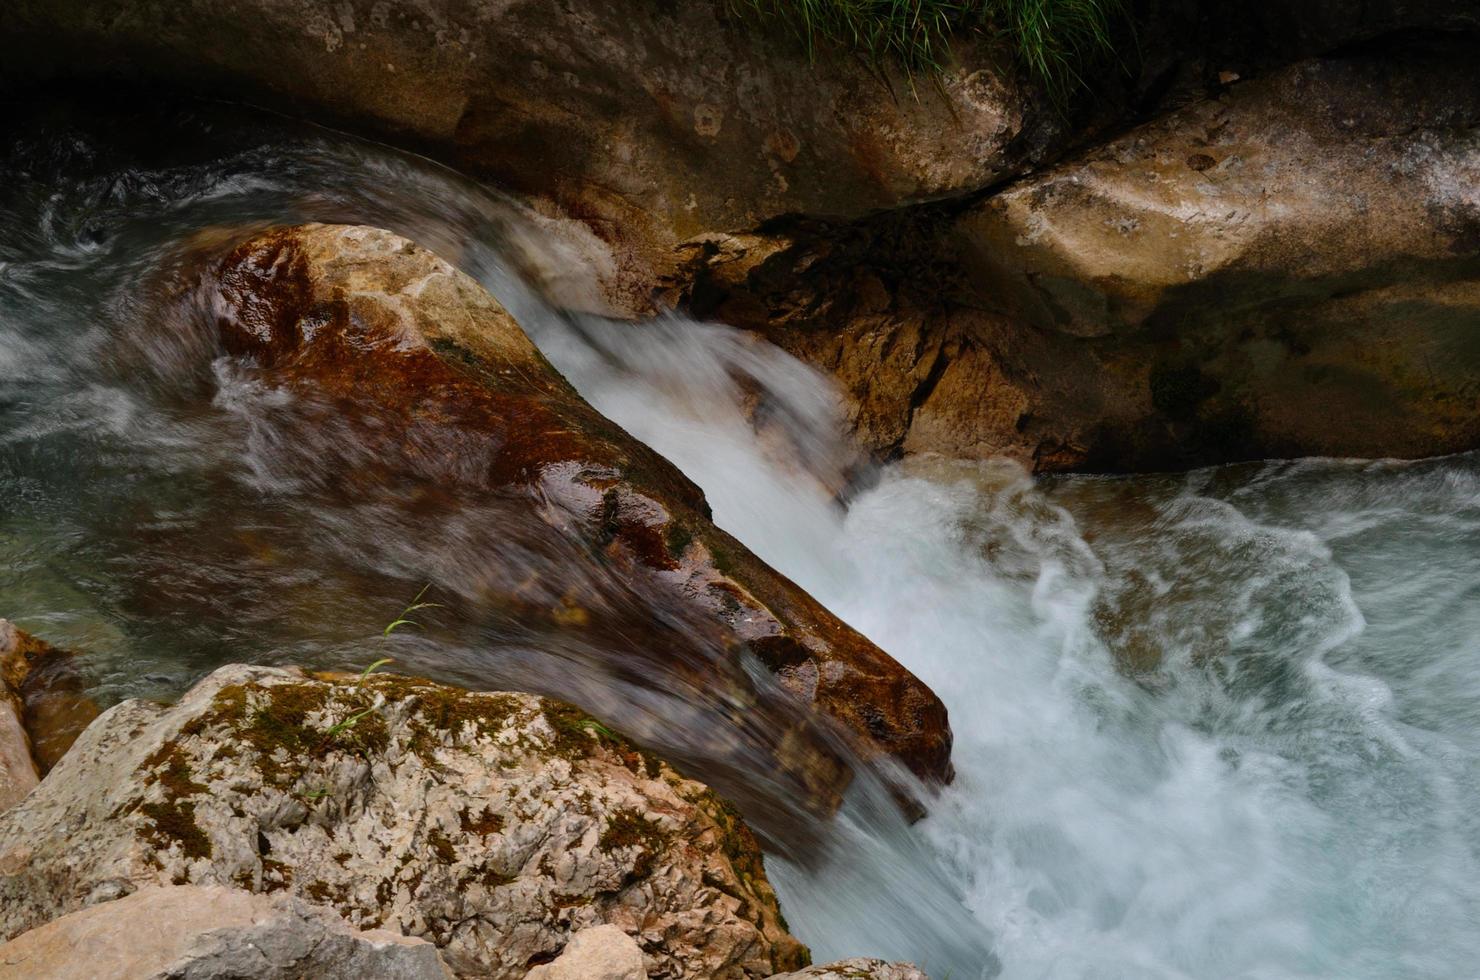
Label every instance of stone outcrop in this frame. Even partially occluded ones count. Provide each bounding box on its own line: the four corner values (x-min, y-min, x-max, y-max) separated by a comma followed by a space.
771, 960, 929, 980
954, 40, 1480, 468
0, 664, 810, 977
0, 885, 454, 980
673, 41, 1480, 471
2, 1, 1478, 475
524, 924, 645, 980
198, 222, 951, 799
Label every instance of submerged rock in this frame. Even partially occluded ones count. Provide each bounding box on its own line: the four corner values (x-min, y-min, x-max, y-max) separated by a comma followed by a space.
0, 664, 809, 977
200, 223, 951, 800
0, 884, 454, 980
0, 619, 99, 775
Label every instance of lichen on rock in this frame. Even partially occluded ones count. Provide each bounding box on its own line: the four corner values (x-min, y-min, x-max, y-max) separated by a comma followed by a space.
0, 664, 809, 978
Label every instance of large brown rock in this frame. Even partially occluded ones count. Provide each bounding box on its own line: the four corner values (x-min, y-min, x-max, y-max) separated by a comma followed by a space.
0, 664, 809, 978
201, 223, 951, 800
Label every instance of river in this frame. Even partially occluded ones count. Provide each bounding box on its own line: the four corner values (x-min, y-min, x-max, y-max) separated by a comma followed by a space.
2, 98, 1478, 979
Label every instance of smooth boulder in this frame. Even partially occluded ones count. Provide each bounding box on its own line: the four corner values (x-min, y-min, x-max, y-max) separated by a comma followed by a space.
524, 924, 645, 980
953, 41, 1480, 468
0, 885, 453, 980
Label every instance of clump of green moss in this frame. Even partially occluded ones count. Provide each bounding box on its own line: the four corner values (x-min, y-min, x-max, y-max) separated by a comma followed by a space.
663, 522, 694, 558
365, 676, 521, 748
140, 798, 212, 860
261, 858, 293, 892
541, 700, 665, 779
599, 807, 671, 879
480, 866, 517, 890
181, 681, 392, 788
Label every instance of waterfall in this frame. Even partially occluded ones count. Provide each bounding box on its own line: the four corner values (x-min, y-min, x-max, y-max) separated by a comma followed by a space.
4, 99, 1479, 979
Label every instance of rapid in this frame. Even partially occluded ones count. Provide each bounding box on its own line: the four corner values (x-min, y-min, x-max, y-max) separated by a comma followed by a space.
3, 100, 1478, 979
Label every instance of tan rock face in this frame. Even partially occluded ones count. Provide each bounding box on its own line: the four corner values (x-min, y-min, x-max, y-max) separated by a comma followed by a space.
0, 885, 454, 980
197, 223, 952, 798
770, 959, 929, 980
0, 0, 1053, 305
0, 696, 37, 816
952, 42, 1480, 469
674, 43, 1480, 471
0, 664, 809, 978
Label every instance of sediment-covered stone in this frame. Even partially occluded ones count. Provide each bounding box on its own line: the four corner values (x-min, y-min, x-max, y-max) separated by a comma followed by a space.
0, 664, 809, 978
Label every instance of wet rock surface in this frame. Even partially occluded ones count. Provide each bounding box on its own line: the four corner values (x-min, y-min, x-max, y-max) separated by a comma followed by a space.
200, 222, 952, 796
0, 619, 99, 776
771, 960, 929, 980
0, 884, 455, 980
0, 664, 809, 978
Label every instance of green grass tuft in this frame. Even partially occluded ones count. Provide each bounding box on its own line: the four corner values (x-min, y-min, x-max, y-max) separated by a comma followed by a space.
730, 0, 1127, 96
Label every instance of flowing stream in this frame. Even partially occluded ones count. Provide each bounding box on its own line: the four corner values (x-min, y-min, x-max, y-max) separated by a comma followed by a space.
3, 100, 1479, 979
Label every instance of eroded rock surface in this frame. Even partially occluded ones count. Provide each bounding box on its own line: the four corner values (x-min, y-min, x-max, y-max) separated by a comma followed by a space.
0, 664, 809, 978
200, 223, 951, 797
673, 42, 1480, 471
957, 42, 1480, 467
0, 884, 453, 980
771, 959, 929, 980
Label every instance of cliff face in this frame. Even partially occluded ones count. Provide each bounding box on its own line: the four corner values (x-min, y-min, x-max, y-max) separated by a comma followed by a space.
2, 1, 1478, 471
0, 0, 1067, 312
677, 39, 1480, 471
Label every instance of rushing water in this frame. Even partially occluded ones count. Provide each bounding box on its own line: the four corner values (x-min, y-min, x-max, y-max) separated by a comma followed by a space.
3, 100, 1479, 979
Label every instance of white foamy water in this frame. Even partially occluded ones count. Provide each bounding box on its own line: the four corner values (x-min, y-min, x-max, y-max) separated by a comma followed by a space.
528, 308, 1480, 979
4, 102, 1479, 979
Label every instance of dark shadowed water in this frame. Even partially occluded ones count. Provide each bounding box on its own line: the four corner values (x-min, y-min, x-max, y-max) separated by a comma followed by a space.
3, 100, 1478, 979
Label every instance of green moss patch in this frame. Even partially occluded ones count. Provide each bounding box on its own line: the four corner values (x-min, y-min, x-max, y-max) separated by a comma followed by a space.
140, 798, 212, 860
